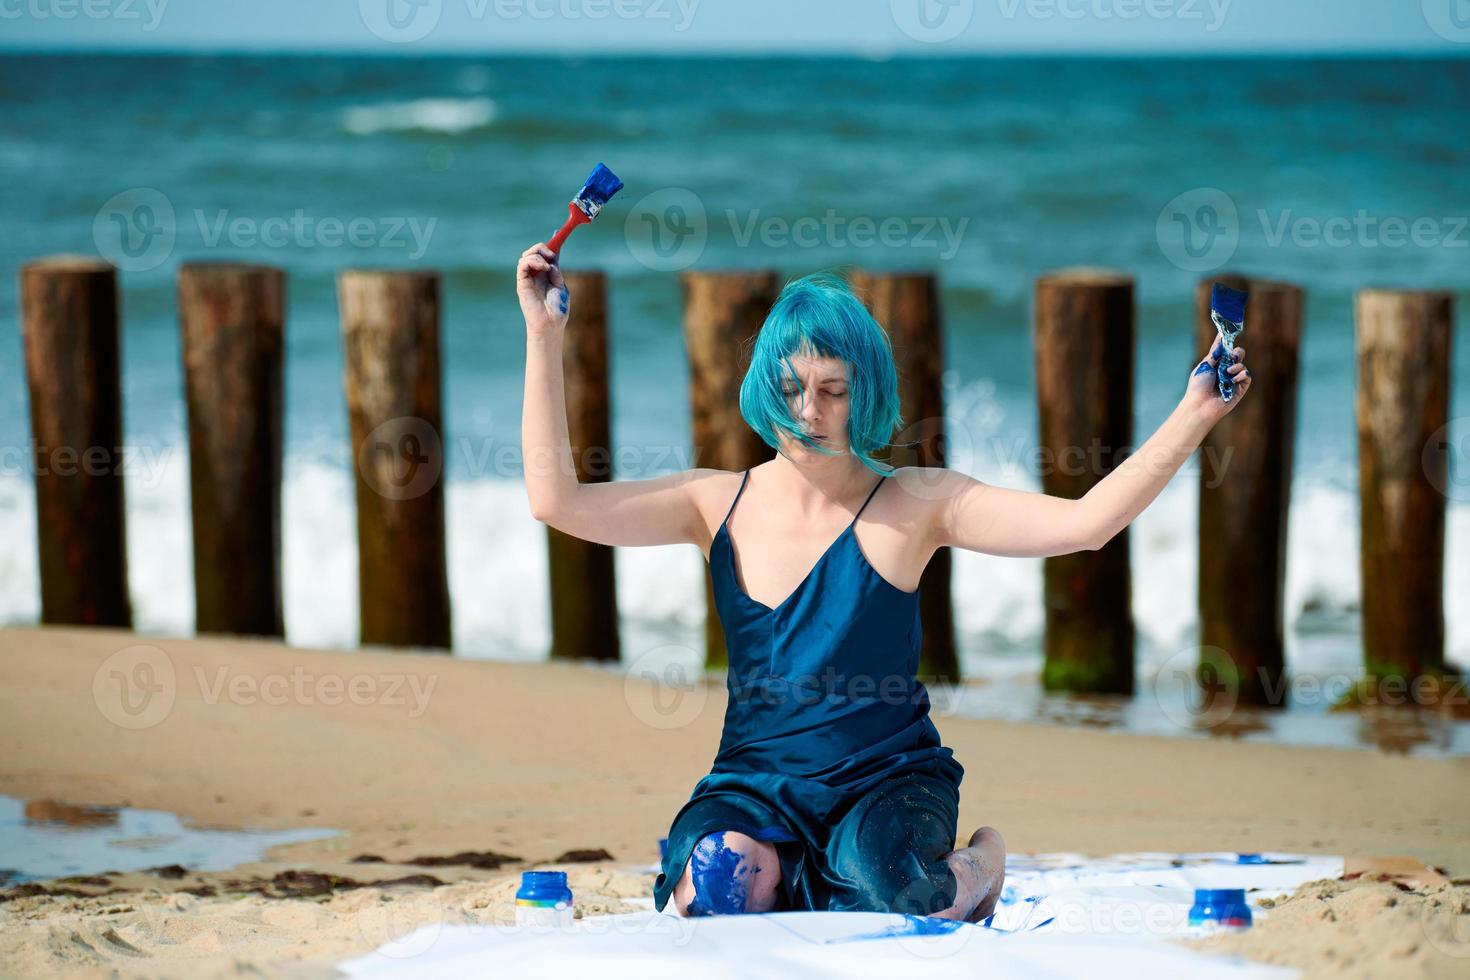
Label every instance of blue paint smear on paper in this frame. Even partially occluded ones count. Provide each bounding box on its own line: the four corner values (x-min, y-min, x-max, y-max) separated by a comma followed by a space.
826, 914, 968, 943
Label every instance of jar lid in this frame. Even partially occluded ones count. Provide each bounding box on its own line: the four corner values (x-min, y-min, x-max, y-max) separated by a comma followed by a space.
1194, 888, 1247, 904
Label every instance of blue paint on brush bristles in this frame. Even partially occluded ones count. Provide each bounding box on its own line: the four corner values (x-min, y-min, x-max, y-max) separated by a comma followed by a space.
687, 831, 757, 916
1209, 282, 1249, 402
547, 162, 625, 255
572, 162, 624, 220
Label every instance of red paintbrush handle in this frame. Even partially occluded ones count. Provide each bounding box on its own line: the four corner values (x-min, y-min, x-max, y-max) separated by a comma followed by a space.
547, 202, 590, 255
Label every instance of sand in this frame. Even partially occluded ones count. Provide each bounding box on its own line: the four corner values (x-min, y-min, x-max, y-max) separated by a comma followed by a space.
1, 625, 1467, 978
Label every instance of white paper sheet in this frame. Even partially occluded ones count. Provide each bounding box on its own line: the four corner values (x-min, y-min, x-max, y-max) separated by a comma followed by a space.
339, 851, 1341, 979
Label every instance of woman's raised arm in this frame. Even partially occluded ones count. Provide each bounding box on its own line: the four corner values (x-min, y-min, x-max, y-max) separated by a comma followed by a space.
932, 332, 1252, 558
517, 241, 712, 548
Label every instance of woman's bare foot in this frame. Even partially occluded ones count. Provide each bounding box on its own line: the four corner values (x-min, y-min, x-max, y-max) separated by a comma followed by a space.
928, 825, 1006, 921
961, 826, 1006, 922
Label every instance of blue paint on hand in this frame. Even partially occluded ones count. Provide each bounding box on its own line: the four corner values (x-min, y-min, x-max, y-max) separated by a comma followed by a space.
687, 832, 753, 916
1208, 283, 1249, 403
555, 286, 568, 315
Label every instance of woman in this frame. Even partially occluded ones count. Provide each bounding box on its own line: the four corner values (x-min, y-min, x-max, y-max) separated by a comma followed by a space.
517, 242, 1251, 921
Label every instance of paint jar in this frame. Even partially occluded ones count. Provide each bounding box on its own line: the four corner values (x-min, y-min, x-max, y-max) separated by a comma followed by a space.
1187, 888, 1252, 934
516, 870, 574, 929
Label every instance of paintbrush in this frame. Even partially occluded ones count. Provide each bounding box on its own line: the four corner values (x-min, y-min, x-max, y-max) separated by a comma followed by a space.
1209, 283, 1249, 402
547, 162, 624, 256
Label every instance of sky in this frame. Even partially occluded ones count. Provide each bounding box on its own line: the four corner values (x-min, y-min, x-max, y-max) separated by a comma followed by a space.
0, 0, 1467, 54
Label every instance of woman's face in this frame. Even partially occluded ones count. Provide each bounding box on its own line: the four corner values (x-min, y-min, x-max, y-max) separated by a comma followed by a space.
777, 352, 851, 455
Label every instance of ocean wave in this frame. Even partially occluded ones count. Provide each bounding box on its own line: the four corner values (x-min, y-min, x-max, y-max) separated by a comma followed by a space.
340, 98, 497, 136
0, 452, 1465, 677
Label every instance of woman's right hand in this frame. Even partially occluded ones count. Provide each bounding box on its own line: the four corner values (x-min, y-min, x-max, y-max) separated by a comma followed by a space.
517, 242, 569, 339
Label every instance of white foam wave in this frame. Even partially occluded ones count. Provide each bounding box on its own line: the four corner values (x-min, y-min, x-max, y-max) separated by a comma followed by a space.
0, 451, 1465, 677
340, 98, 497, 135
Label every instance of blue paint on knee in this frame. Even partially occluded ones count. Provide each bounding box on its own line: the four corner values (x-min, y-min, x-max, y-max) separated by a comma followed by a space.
687, 832, 755, 916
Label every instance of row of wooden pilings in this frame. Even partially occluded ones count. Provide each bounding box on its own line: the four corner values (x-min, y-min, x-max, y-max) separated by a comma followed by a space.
18, 256, 1458, 705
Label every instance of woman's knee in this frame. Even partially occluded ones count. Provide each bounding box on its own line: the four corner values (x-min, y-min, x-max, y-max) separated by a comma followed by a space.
671, 830, 781, 917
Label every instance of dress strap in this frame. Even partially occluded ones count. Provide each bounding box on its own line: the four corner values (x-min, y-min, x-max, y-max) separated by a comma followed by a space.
722, 468, 751, 526
850, 474, 886, 525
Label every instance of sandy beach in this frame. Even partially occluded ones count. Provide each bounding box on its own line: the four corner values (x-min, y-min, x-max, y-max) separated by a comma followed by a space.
0, 624, 1466, 977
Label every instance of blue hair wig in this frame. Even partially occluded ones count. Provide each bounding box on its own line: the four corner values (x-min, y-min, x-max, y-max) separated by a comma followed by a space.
738, 272, 902, 476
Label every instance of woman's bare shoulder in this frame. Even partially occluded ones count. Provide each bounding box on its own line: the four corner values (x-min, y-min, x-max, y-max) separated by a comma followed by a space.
682, 467, 751, 542
882, 466, 975, 535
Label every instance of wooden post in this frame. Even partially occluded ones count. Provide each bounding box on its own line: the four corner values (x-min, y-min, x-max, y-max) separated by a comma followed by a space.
1033, 268, 1135, 695
547, 270, 620, 663
20, 256, 131, 627
338, 269, 451, 651
1195, 275, 1303, 706
682, 270, 778, 670
178, 262, 285, 637
1355, 289, 1453, 682
848, 270, 960, 684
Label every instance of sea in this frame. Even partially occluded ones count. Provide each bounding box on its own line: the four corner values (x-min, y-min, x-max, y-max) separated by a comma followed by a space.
1, 53, 1467, 712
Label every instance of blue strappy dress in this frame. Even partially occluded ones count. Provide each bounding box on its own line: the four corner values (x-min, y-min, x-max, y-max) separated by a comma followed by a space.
652, 467, 966, 915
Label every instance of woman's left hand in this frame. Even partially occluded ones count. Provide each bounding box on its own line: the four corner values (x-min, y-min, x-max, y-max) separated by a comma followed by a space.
1184, 331, 1252, 424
